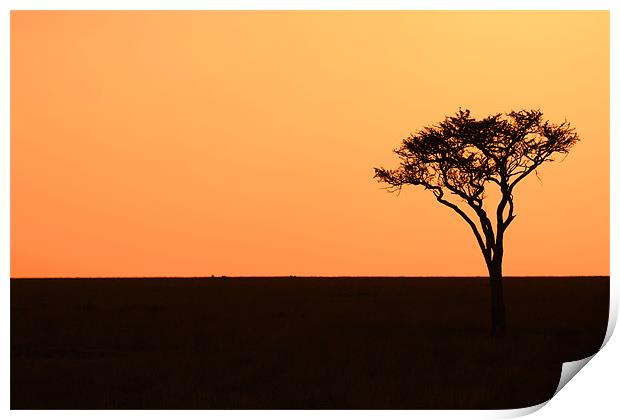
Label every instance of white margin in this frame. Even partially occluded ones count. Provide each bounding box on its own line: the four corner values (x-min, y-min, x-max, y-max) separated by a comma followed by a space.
1, 1, 616, 419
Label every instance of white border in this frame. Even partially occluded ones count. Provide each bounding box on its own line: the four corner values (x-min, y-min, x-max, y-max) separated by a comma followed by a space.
1, 1, 616, 419
0, 0, 616, 11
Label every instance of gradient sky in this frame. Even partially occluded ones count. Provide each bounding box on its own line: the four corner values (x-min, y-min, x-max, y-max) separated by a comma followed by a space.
11, 11, 609, 277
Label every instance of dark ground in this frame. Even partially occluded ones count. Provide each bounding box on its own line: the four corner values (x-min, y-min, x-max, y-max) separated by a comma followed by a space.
11, 277, 609, 409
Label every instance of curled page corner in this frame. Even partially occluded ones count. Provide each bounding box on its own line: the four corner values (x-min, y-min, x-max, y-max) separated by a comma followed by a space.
602, 300, 617, 348
547, 296, 618, 401
491, 401, 548, 419
554, 355, 595, 396
493, 352, 602, 418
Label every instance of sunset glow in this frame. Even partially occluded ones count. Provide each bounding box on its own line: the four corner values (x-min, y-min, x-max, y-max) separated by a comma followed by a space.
11, 11, 609, 277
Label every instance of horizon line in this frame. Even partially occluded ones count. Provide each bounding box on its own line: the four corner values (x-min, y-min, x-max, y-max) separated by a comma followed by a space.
10, 275, 611, 280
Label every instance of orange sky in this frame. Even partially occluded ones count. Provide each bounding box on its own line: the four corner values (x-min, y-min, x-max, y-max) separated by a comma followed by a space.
10, 11, 609, 277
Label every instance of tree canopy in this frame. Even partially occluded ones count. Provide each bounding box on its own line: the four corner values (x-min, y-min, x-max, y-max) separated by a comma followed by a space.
374, 109, 579, 265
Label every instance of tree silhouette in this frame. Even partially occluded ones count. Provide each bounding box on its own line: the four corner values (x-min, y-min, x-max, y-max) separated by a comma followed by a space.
374, 109, 578, 336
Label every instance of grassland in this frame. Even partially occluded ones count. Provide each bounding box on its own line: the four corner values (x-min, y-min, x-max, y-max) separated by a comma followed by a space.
11, 277, 608, 409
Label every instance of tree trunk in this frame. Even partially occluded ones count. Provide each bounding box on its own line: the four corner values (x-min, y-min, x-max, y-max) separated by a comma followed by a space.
488, 260, 506, 336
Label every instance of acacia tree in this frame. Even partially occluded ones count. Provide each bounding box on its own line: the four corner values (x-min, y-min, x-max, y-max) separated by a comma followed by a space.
374, 109, 578, 336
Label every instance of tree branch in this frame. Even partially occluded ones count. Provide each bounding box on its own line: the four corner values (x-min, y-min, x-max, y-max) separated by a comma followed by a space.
433, 189, 491, 263
439, 172, 496, 251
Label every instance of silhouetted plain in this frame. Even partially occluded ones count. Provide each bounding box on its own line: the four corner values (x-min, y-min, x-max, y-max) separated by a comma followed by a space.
11, 277, 607, 409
